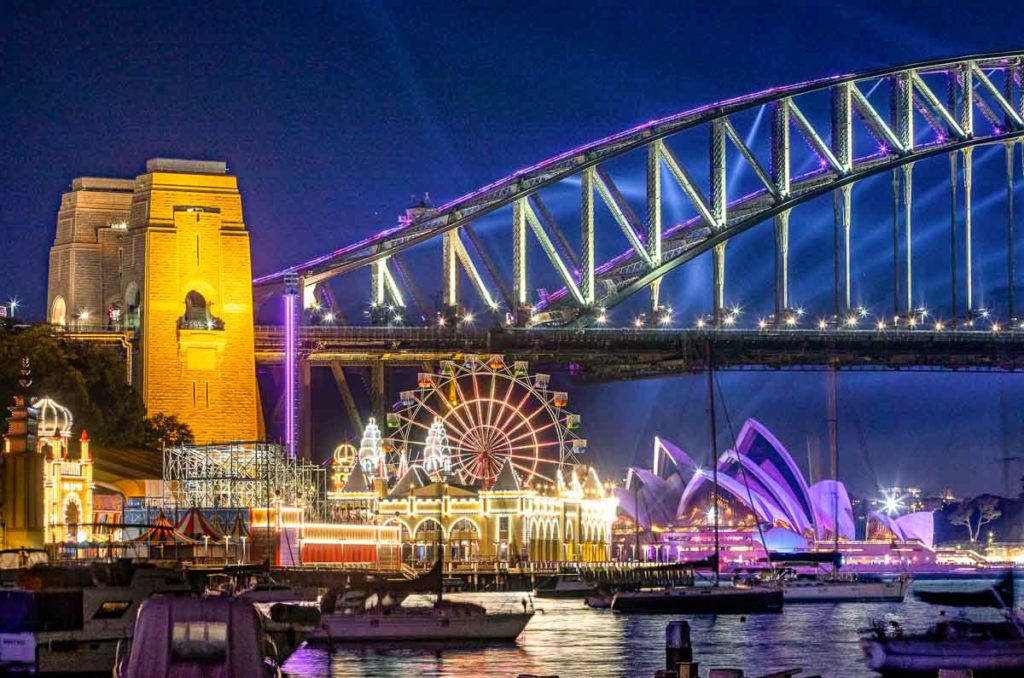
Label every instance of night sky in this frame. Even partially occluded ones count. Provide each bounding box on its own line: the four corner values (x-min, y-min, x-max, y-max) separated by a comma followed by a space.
2, 1, 1023, 497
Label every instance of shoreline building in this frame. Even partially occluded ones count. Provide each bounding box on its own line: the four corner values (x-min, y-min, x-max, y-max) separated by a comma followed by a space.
46, 159, 260, 443
616, 418, 936, 567
329, 419, 617, 564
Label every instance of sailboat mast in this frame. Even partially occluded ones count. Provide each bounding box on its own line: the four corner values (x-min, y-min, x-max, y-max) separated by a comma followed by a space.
828, 363, 840, 562
705, 339, 720, 587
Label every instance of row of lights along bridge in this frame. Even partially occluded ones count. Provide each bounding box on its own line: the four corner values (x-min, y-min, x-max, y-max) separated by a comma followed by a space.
314, 300, 1017, 334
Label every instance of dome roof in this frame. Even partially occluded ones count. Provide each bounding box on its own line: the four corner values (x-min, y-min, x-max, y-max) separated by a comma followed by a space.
33, 397, 73, 438
332, 443, 357, 467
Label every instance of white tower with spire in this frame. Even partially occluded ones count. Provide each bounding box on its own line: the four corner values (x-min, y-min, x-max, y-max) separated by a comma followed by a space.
422, 417, 451, 479
358, 417, 384, 477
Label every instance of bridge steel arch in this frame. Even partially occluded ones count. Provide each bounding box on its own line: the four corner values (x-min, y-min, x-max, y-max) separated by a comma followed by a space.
254, 52, 1024, 328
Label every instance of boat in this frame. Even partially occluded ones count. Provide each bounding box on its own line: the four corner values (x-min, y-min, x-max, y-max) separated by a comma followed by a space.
759, 554, 910, 603
914, 570, 1014, 608
610, 583, 784, 614
310, 596, 535, 642
114, 596, 281, 677
862, 617, 1024, 675
0, 561, 193, 674
205, 571, 319, 602
534, 573, 599, 598
311, 517, 533, 643
609, 347, 782, 616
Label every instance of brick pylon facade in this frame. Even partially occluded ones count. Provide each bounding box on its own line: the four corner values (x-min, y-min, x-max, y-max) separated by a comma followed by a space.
46, 159, 260, 443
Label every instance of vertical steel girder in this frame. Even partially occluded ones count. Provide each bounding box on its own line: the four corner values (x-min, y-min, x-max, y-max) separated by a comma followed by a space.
710, 119, 727, 227
771, 99, 791, 197
712, 242, 727, 324
962, 147, 975, 314
840, 185, 853, 312
1007, 142, 1017, 319
893, 72, 914, 152
647, 140, 662, 266
300, 359, 312, 461
580, 167, 596, 305
774, 210, 791, 318
372, 257, 406, 309
957, 65, 975, 138
903, 163, 914, 315
949, 152, 959, 323
891, 170, 900, 317
442, 231, 458, 308
830, 83, 853, 172
512, 198, 528, 309
451, 231, 498, 309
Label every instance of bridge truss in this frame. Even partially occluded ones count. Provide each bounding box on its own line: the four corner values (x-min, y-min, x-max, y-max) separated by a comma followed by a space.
255, 51, 1024, 333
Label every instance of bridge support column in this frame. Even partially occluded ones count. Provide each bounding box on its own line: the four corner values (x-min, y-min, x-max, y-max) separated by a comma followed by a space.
840, 185, 852, 314
512, 198, 528, 325
891, 170, 900, 319
283, 273, 300, 459
370, 360, 387, 424
300, 358, 312, 461
1006, 142, 1017, 321
712, 242, 727, 326
949, 152, 959, 324
962, 147, 975, 318
650, 279, 662, 326
773, 210, 790, 323
903, 163, 914, 317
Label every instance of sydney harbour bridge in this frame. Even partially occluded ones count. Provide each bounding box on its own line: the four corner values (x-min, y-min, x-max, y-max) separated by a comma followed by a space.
70, 52, 1024, 456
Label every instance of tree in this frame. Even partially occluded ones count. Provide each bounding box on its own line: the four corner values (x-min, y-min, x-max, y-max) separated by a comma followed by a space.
948, 496, 1002, 542
0, 324, 147, 447
144, 413, 194, 448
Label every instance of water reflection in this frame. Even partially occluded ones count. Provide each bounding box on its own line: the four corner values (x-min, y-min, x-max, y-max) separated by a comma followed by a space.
283, 580, 1016, 677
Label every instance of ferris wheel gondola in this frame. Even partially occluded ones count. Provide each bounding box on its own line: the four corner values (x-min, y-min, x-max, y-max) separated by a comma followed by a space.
388, 355, 585, 487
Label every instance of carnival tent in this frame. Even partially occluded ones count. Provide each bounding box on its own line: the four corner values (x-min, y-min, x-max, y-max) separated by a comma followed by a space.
132, 511, 197, 545
175, 507, 223, 540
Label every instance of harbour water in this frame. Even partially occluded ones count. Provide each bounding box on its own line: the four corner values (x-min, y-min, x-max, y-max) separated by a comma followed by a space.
282, 579, 1016, 677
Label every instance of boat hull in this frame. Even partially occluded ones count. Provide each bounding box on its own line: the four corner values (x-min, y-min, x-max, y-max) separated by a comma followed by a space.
862, 638, 1024, 675
311, 611, 533, 642
784, 579, 907, 604
611, 587, 783, 614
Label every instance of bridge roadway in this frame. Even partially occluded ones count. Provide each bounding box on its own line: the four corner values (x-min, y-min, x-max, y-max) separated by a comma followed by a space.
254, 325, 1024, 379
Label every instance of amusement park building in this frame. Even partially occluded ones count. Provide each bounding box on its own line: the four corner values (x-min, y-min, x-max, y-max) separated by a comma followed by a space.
329, 420, 617, 564
616, 418, 935, 560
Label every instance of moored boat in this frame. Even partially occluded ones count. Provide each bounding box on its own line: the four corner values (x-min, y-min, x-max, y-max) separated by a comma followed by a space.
862, 617, 1024, 676
0, 562, 192, 674
310, 596, 534, 643
783, 574, 908, 604
114, 596, 281, 677
610, 584, 783, 614
534, 573, 598, 598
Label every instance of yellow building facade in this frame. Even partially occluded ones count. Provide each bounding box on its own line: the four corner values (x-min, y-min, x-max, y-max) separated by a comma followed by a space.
330, 458, 617, 564
47, 159, 259, 443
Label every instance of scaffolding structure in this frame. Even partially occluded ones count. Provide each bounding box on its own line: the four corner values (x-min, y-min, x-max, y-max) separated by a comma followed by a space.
163, 442, 327, 519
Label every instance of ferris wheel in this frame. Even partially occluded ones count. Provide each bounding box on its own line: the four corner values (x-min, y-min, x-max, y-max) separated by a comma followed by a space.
387, 355, 586, 487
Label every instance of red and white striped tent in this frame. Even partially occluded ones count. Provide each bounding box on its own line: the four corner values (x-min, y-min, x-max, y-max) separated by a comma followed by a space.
132, 510, 197, 545
175, 508, 222, 540
225, 511, 249, 540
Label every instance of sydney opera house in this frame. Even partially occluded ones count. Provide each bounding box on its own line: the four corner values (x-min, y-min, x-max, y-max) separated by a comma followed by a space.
615, 419, 935, 566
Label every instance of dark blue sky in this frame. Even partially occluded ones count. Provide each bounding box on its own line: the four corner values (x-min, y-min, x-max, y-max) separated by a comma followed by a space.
2, 1, 1023, 497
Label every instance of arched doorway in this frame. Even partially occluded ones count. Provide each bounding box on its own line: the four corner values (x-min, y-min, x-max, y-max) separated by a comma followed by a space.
448, 518, 480, 562
50, 296, 67, 327
413, 519, 444, 565
384, 519, 413, 563
124, 283, 140, 329
64, 497, 80, 542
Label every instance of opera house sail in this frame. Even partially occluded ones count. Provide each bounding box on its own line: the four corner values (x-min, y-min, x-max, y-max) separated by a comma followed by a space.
616, 418, 936, 568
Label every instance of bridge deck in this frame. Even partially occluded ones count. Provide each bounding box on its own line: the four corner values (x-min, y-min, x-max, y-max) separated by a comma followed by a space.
253, 326, 1024, 378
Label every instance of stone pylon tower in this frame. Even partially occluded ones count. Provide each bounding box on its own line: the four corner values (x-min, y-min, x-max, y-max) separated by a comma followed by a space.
47, 159, 260, 443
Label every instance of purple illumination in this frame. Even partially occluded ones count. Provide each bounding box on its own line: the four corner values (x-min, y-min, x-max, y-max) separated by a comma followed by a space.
284, 291, 296, 458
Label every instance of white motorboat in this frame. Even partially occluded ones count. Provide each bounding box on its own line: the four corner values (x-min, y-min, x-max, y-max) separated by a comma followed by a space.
205, 571, 319, 602
310, 597, 534, 642
0, 562, 192, 674
534, 573, 598, 598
